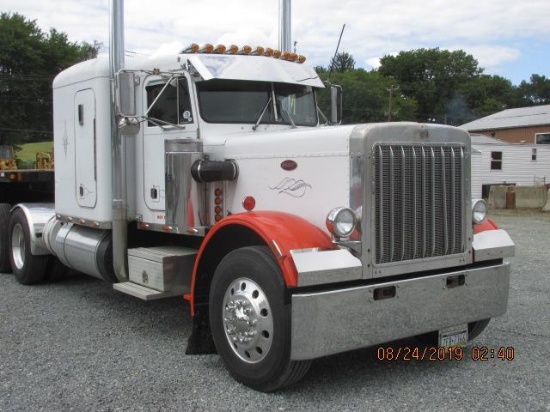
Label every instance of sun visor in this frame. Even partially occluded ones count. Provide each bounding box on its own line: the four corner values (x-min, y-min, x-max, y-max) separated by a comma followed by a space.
187, 54, 324, 88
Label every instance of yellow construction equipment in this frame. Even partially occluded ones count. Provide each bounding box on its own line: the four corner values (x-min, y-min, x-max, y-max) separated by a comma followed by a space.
35, 151, 54, 170
0, 145, 17, 170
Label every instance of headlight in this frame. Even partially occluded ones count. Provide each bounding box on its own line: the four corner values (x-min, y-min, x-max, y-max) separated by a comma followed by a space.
472, 199, 488, 224
326, 207, 357, 238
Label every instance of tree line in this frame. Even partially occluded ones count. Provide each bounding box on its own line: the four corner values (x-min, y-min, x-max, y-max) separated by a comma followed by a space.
317, 50, 549, 125
1, 12, 549, 146
0, 13, 100, 146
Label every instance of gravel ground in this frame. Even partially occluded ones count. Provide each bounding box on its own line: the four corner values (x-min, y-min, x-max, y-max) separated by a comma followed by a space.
1, 211, 549, 411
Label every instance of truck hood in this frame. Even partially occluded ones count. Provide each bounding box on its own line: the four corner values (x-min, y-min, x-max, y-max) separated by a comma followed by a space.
221, 125, 358, 159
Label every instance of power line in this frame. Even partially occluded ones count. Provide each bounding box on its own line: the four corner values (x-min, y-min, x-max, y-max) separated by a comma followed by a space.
0, 127, 53, 135
0, 99, 52, 104
0, 74, 55, 81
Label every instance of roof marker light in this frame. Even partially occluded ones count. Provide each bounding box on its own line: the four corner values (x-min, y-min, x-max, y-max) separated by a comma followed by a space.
213, 44, 227, 53
200, 43, 214, 53
251, 46, 265, 56
182, 42, 307, 63
183, 43, 200, 53
226, 44, 239, 54
239, 45, 252, 55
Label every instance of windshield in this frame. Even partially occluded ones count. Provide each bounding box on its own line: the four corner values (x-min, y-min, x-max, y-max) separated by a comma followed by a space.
196, 80, 318, 126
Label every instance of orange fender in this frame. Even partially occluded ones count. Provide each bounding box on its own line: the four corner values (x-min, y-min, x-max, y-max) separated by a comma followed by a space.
185, 211, 335, 315
474, 218, 499, 234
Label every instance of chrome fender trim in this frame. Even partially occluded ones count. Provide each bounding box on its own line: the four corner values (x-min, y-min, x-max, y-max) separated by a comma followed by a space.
291, 248, 362, 287
11, 203, 55, 255
473, 229, 515, 262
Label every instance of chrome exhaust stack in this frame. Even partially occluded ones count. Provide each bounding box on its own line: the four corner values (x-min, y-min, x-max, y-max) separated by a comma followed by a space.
279, 0, 292, 52
110, 0, 129, 282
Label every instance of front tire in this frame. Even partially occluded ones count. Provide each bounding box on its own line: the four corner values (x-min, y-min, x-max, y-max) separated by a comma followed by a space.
209, 246, 311, 392
467, 318, 490, 341
9, 208, 48, 285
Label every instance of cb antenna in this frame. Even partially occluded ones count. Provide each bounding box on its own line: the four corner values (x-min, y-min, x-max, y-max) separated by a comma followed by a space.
328, 24, 346, 83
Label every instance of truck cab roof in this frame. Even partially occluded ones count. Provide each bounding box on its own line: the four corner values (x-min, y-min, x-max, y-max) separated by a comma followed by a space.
53, 52, 324, 89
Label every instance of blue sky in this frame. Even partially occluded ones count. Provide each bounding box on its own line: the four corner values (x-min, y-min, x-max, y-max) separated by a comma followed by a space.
3, 0, 549, 85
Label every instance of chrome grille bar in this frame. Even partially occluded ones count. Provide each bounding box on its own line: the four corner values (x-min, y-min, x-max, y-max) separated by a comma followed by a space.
374, 144, 466, 265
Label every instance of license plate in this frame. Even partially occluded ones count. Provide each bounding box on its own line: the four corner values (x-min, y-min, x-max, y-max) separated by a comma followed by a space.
438, 324, 468, 347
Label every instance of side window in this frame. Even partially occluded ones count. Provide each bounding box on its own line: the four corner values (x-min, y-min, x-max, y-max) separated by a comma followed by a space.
146, 78, 193, 127
490, 151, 502, 170
535, 133, 550, 144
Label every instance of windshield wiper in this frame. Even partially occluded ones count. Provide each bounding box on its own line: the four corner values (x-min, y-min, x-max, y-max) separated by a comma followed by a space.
252, 96, 272, 131
280, 106, 296, 129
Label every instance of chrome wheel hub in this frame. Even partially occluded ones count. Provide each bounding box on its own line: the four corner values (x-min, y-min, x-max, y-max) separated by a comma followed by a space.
11, 223, 25, 270
222, 277, 273, 363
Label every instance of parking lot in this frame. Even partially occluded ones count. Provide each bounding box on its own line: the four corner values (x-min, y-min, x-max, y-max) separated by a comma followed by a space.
1, 211, 549, 411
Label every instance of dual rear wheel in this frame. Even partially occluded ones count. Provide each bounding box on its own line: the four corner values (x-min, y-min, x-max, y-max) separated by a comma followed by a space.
0, 204, 68, 284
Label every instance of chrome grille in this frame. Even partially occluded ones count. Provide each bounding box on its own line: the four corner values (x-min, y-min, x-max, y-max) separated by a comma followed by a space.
374, 144, 466, 265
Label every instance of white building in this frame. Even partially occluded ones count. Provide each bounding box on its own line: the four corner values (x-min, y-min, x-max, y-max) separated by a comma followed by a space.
470, 134, 550, 199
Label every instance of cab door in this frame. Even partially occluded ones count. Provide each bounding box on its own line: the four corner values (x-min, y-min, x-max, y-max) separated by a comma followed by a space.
142, 74, 197, 212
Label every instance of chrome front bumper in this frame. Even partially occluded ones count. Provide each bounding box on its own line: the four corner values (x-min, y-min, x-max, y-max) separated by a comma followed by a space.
290, 262, 510, 360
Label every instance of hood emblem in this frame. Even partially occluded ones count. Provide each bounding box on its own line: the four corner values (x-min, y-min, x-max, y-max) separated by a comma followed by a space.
280, 160, 297, 171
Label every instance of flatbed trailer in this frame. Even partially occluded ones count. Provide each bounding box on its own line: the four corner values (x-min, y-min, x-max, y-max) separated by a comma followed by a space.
0, 170, 54, 204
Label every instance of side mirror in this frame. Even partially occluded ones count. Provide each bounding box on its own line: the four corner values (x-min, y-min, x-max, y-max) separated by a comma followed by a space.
116, 71, 136, 117
330, 85, 342, 125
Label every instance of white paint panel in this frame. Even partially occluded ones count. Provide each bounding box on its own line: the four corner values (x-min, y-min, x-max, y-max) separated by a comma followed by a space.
54, 73, 113, 223
223, 127, 352, 233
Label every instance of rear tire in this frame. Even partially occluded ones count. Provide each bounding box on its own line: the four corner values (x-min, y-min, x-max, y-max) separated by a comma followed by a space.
9, 208, 48, 285
209, 246, 311, 392
0, 203, 11, 272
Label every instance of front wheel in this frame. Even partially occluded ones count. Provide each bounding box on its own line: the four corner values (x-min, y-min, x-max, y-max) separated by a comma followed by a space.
467, 318, 490, 341
209, 246, 311, 392
9, 208, 48, 284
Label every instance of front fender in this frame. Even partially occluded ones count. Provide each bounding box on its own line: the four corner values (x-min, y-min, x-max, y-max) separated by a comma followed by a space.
186, 211, 335, 314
